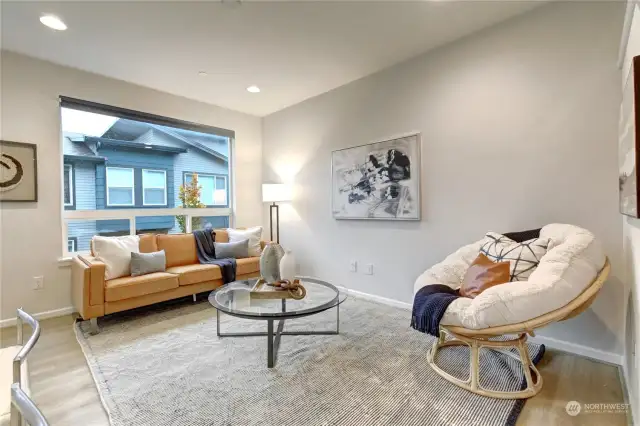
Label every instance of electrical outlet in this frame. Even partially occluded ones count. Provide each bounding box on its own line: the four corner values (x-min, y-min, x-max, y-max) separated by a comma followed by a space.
364, 264, 373, 275
33, 276, 44, 290
349, 260, 357, 272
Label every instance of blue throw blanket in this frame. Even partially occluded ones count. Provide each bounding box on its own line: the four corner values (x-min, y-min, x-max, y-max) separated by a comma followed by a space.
411, 284, 460, 336
193, 230, 237, 284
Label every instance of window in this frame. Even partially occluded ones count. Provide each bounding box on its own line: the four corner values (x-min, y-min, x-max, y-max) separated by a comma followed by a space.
63, 164, 74, 206
214, 176, 227, 206
106, 167, 134, 206
60, 98, 233, 256
67, 238, 77, 253
142, 169, 167, 206
185, 173, 228, 206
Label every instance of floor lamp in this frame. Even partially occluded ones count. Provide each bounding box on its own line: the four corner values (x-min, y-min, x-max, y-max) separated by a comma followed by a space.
262, 183, 292, 244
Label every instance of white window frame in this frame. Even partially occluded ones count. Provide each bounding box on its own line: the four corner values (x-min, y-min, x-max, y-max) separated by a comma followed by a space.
106, 167, 135, 207
67, 238, 76, 253
184, 173, 228, 207
64, 164, 74, 206
142, 169, 167, 206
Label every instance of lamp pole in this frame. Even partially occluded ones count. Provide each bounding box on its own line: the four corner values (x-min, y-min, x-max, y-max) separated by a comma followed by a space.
269, 202, 280, 243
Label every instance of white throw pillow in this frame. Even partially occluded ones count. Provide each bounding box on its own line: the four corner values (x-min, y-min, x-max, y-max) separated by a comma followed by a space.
227, 227, 263, 257
479, 232, 550, 281
93, 235, 140, 280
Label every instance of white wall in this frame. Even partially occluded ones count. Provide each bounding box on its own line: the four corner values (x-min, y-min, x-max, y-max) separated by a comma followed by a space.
0, 51, 263, 321
621, 3, 640, 423
262, 2, 626, 361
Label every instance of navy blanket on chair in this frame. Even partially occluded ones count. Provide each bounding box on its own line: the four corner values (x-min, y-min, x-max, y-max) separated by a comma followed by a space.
410, 284, 460, 336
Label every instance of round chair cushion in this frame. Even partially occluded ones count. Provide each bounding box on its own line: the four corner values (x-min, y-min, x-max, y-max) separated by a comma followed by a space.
413, 224, 606, 330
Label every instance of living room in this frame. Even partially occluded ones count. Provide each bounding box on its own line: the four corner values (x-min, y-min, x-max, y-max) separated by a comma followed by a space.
0, 1, 638, 425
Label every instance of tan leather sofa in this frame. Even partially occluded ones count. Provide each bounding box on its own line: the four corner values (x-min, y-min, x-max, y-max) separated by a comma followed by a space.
71, 229, 263, 322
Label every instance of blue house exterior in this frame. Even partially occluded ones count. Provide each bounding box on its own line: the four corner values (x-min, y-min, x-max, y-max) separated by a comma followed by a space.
64, 119, 230, 252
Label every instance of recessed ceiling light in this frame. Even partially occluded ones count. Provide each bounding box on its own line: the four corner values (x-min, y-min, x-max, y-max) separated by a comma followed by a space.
40, 15, 67, 31
198, 71, 208, 77
246, 85, 260, 93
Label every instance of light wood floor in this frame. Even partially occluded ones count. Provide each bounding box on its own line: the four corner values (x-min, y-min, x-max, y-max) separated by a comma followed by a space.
0, 314, 631, 426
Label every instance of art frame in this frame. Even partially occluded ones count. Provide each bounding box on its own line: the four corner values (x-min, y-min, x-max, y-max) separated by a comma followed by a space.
331, 132, 421, 221
0, 140, 38, 202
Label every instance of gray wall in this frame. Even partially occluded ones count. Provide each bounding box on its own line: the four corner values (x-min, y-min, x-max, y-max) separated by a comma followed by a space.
262, 2, 626, 359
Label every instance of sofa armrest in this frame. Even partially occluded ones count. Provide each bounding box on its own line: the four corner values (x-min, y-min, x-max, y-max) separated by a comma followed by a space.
71, 255, 106, 320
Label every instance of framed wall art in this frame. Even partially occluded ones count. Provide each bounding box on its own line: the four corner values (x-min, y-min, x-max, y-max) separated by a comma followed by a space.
332, 133, 420, 220
0, 141, 38, 202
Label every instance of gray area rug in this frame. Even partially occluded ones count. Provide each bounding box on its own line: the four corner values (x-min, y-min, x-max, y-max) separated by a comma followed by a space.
75, 295, 544, 426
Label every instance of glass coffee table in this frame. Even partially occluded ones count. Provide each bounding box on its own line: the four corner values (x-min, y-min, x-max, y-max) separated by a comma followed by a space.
209, 276, 347, 368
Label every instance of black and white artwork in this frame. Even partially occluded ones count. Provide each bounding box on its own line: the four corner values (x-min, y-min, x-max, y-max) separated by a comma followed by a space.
0, 141, 38, 202
332, 133, 420, 220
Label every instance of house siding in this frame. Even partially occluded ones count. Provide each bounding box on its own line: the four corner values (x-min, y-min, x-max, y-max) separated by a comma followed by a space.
97, 148, 176, 232
66, 129, 231, 250
67, 162, 98, 252
132, 131, 230, 233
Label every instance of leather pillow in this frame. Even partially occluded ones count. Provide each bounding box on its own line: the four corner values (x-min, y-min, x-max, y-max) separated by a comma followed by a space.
460, 253, 510, 298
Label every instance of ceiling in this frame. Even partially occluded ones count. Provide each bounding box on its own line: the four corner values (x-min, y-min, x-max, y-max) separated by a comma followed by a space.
1, 1, 540, 117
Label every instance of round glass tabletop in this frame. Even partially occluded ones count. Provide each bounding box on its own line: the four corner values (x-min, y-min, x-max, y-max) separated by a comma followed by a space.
209, 277, 347, 319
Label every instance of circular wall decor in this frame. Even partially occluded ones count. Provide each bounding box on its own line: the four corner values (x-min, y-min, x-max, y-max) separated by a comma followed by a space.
0, 153, 24, 192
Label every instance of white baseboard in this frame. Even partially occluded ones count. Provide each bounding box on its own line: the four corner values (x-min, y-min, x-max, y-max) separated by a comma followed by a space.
338, 286, 412, 311
338, 286, 623, 366
0, 307, 75, 328
529, 335, 623, 366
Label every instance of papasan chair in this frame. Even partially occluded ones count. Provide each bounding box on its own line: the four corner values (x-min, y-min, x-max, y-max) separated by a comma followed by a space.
414, 223, 609, 399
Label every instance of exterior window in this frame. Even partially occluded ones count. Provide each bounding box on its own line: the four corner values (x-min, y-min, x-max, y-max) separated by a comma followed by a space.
67, 238, 77, 253
185, 173, 228, 206
214, 176, 227, 206
61, 102, 232, 254
64, 164, 73, 206
106, 167, 134, 206
142, 169, 167, 206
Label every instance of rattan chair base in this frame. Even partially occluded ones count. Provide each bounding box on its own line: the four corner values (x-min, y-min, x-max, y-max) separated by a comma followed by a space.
427, 328, 542, 399
425, 258, 610, 400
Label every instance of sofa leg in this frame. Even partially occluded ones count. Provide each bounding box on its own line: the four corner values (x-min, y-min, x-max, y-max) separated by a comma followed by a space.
89, 318, 99, 335
192, 294, 197, 303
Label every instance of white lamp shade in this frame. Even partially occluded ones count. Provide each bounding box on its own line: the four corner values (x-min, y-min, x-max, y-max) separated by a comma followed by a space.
262, 183, 292, 202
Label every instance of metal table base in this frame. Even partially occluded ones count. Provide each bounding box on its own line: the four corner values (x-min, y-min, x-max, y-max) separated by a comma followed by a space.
216, 299, 340, 368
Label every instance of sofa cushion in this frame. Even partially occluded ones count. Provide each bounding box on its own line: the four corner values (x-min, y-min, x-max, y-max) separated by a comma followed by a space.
214, 240, 249, 259
157, 234, 198, 268
415, 224, 606, 330
105, 272, 179, 302
236, 257, 260, 276
228, 227, 263, 257
166, 264, 222, 286
459, 253, 510, 298
93, 235, 140, 280
131, 250, 166, 277
214, 229, 230, 243
139, 234, 158, 253
480, 232, 550, 282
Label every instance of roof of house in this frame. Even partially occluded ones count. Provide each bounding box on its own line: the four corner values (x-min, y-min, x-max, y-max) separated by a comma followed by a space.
63, 118, 229, 161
